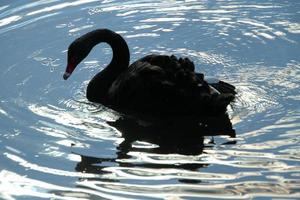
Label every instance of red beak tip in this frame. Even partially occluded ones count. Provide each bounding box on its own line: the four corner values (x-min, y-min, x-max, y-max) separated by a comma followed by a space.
63, 72, 70, 80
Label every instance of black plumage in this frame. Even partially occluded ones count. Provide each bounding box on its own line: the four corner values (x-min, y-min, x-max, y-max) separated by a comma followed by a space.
63, 29, 236, 116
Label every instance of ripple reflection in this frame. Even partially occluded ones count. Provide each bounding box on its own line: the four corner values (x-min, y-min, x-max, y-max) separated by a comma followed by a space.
0, 0, 299, 199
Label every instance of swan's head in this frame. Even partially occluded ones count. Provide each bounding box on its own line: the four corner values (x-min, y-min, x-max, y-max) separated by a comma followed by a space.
63, 39, 91, 80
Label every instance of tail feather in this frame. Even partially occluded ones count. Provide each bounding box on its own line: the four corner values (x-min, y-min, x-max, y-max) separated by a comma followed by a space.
210, 81, 236, 95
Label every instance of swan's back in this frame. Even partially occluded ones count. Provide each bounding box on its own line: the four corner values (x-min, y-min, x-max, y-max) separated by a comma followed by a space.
108, 54, 235, 116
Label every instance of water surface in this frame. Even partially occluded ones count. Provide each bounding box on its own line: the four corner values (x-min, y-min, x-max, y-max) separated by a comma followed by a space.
0, 0, 300, 199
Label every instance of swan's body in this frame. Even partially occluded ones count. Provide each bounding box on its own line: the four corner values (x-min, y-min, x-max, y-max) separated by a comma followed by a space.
64, 29, 236, 116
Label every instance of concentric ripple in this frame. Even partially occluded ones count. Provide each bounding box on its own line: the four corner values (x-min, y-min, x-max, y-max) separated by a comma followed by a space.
0, 0, 299, 199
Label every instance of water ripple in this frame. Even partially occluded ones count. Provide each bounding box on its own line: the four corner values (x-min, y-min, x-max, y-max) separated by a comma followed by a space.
0, 0, 299, 199
4, 153, 96, 178
28, 103, 121, 142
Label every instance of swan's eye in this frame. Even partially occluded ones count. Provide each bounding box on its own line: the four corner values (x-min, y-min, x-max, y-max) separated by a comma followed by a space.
68, 40, 82, 53
68, 41, 90, 62
68, 45, 76, 57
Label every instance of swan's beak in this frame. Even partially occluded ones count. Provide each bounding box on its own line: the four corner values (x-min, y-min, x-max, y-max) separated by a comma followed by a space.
63, 60, 76, 80
63, 72, 71, 80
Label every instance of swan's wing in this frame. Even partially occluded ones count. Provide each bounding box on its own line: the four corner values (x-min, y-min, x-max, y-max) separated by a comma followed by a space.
108, 61, 181, 111
108, 55, 235, 115
139, 54, 195, 73
142, 54, 236, 96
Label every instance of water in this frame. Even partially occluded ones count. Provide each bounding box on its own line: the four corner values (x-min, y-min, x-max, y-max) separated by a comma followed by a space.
0, 0, 299, 199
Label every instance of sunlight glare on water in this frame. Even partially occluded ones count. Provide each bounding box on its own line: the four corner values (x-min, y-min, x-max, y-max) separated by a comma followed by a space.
0, 0, 299, 199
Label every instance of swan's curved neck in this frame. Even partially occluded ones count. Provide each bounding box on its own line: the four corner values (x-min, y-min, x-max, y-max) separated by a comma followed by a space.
87, 29, 130, 67
86, 29, 130, 103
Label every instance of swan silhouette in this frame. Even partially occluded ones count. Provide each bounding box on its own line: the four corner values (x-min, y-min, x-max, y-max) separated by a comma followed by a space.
63, 29, 236, 116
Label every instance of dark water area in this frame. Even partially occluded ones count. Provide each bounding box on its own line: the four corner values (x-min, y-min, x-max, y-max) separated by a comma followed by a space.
0, 0, 299, 199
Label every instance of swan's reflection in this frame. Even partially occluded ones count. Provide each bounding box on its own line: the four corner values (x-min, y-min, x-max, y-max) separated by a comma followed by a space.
75, 114, 235, 177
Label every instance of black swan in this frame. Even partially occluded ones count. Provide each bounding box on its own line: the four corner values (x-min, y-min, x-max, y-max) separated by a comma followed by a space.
63, 29, 236, 116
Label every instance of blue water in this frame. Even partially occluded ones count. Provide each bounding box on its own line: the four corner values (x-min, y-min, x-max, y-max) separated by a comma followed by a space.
0, 0, 299, 199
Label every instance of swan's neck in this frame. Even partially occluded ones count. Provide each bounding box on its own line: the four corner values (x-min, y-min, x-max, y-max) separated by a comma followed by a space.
86, 29, 130, 103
